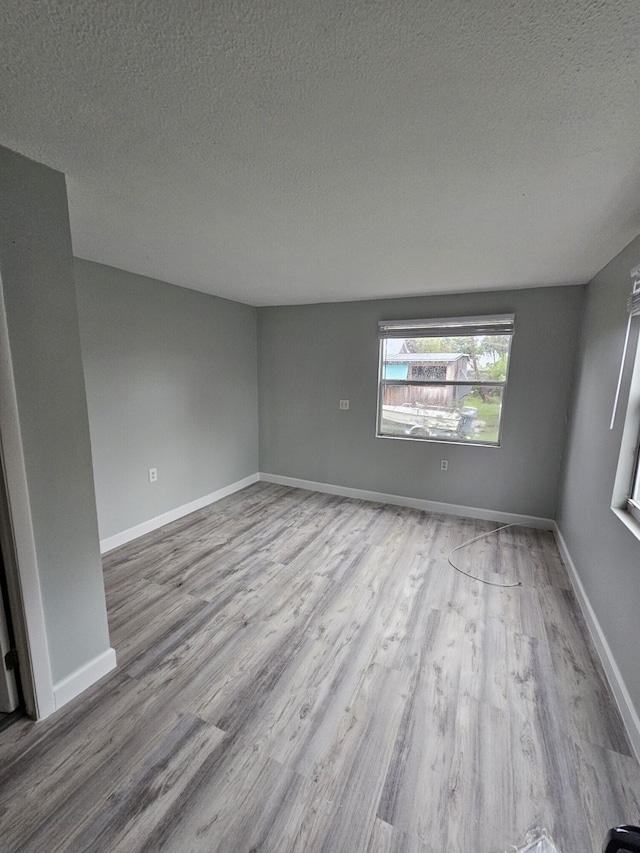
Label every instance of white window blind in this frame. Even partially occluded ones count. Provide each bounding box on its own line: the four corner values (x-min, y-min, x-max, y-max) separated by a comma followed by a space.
610, 266, 640, 430
378, 314, 515, 339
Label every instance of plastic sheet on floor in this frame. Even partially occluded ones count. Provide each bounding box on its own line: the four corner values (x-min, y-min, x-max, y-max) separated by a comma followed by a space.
504, 825, 561, 853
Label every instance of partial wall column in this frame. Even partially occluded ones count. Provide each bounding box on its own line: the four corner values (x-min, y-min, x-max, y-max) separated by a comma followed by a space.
0, 145, 115, 715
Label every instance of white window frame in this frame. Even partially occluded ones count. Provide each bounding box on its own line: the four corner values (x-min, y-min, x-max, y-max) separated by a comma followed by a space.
629, 437, 640, 525
612, 319, 640, 539
376, 313, 515, 447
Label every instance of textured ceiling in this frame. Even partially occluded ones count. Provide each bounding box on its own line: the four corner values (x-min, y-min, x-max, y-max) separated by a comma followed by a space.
1, 0, 639, 305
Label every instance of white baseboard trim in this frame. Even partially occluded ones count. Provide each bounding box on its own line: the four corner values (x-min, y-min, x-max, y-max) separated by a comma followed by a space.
259, 473, 554, 529
53, 647, 117, 711
554, 523, 640, 762
100, 473, 260, 553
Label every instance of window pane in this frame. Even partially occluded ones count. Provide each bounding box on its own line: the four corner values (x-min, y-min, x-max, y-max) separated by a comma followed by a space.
383, 334, 511, 383
380, 384, 505, 444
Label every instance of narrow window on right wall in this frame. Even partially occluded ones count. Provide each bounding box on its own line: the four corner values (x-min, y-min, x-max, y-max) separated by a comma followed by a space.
612, 265, 640, 535
629, 429, 640, 524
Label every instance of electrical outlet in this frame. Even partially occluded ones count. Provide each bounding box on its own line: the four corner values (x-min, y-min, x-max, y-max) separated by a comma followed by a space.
440, 460, 448, 471
149, 467, 158, 483
339, 400, 350, 410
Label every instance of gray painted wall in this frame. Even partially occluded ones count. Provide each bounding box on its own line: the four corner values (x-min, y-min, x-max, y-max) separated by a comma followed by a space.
74, 259, 259, 541
557, 234, 640, 712
258, 286, 584, 519
0, 146, 111, 683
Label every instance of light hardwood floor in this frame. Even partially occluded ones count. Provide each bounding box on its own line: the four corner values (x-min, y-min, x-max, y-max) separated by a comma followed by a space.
0, 483, 639, 852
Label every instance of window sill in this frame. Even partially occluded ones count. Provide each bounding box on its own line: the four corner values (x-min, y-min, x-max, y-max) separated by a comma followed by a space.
611, 506, 640, 543
375, 432, 501, 448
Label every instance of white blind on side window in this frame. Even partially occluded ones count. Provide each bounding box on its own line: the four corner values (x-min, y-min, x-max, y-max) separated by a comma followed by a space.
629, 267, 640, 316
610, 265, 640, 429
378, 314, 515, 339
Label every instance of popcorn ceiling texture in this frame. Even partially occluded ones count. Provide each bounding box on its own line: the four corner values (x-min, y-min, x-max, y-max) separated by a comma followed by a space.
1, 0, 639, 305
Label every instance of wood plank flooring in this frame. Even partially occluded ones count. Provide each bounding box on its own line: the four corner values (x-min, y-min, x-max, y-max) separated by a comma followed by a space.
1, 482, 639, 852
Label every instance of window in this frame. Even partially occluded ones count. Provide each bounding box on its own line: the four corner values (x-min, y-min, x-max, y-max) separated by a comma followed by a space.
376, 314, 514, 446
612, 336, 640, 535
629, 431, 640, 525
611, 267, 640, 537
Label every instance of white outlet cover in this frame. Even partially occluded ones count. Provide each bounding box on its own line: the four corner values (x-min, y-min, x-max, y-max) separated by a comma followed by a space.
340, 400, 350, 410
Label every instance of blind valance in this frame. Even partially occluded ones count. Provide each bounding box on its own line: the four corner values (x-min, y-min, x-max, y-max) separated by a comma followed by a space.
378, 314, 515, 339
